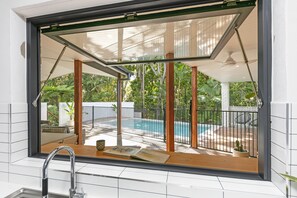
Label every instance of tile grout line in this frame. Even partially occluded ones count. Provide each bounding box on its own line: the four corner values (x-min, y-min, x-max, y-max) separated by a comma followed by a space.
10, 147, 29, 154
118, 167, 126, 197
119, 187, 167, 196
118, 167, 126, 178
10, 138, 29, 144
271, 141, 287, 150
285, 103, 290, 198
8, 103, 12, 182
289, 103, 293, 198
10, 129, 29, 134
271, 154, 286, 165
166, 171, 169, 197
217, 177, 224, 198
118, 167, 126, 198
10, 121, 29, 125
271, 115, 287, 119
272, 129, 287, 135
271, 127, 287, 134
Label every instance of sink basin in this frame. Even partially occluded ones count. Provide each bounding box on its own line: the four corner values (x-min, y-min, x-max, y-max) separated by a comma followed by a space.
5, 188, 68, 198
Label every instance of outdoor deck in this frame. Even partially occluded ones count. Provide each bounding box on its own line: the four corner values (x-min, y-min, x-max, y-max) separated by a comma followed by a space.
41, 143, 258, 173
199, 126, 258, 157
82, 124, 234, 156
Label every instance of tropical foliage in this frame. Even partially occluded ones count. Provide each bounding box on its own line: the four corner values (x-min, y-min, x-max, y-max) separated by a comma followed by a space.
41, 62, 256, 126
230, 82, 257, 106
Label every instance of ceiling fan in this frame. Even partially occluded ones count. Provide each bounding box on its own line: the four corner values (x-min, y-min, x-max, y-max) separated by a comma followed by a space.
216, 52, 257, 69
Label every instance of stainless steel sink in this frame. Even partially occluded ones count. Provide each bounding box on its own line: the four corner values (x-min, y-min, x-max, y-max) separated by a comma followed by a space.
5, 188, 68, 198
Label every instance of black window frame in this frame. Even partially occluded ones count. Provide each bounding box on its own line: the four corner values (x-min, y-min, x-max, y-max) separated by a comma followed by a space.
27, 0, 271, 180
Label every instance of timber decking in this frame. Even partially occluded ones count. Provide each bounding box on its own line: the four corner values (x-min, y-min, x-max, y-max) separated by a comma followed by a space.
41, 143, 258, 173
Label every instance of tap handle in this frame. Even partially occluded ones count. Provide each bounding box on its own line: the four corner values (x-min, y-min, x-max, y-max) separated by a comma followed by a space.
42, 178, 48, 197
73, 188, 86, 198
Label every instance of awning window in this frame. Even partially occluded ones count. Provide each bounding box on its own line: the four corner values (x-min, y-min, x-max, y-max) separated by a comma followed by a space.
42, 0, 255, 66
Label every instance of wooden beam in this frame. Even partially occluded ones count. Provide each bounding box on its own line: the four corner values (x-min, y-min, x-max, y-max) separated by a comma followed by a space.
117, 74, 122, 146
166, 53, 175, 152
191, 66, 198, 148
74, 60, 83, 145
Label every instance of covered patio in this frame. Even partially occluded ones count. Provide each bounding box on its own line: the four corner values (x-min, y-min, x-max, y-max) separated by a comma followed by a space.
39, 0, 258, 173
40, 34, 132, 146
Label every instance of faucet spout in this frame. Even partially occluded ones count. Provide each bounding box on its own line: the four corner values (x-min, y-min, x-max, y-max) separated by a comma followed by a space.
42, 146, 77, 198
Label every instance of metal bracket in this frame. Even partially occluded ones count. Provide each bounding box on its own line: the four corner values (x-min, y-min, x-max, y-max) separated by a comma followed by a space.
124, 12, 137, 21
234, 26, 264, 109
32, 45, 67, 107
257, 98, 263, 109
224, 0, 239, 7
50, 23, 60, 30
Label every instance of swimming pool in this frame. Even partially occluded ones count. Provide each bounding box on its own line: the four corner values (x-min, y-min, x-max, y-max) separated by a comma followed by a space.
99, 118, 209, 137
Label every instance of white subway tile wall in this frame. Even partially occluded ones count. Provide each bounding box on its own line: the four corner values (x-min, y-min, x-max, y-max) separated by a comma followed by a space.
119, 189, 166, 198
3, 156, 286, 198
0, 171, 9, 182
271, 102, 297, 197
289, 104, 297, 197
0, 104, 10, 182
10, 104, 29, 163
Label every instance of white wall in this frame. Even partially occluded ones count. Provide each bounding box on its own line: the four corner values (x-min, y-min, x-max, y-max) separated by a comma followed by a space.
271, 0, 297, 197
82, 102, 134, 123
271, 0, 287, 102
229, 106, 257, 112
272, 0, 297, 103
286, 1, 297, 102
0, 3, 12, 103
10, 11, 27, 103
41, 103, 47, 121
58, 102, 134, 126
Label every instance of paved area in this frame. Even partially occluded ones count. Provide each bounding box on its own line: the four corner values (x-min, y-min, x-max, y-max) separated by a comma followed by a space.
83, 124, 233, 157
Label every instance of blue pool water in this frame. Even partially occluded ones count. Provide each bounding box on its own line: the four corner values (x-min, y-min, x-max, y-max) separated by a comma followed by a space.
100, 118, 209, 137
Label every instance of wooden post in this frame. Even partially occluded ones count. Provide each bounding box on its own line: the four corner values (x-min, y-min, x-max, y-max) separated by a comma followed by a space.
191, 66, 198, 148
166, 53, 175, 152
117, 74, 122, 146
74, 60, 83, 145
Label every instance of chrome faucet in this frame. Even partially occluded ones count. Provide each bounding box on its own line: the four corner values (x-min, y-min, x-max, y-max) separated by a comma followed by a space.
42, 146, 85, 198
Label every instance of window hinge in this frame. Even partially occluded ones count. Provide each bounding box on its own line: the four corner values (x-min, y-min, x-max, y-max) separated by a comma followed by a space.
50, 23, 60, 30
223, 0, 239, 7
124, 12, 137, 21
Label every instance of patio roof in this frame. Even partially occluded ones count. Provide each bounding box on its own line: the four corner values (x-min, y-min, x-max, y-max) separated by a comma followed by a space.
188, 6, 257, 82
40, 0, 256, 83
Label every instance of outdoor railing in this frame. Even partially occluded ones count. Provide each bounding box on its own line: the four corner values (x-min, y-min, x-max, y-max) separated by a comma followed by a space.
197, 109, 258, 157
173, 108, 191, 144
